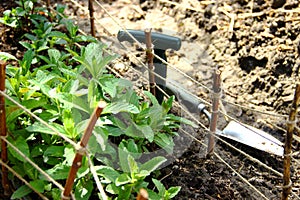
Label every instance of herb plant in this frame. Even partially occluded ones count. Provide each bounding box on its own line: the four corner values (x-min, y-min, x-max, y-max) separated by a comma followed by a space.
0, 1, 196, 199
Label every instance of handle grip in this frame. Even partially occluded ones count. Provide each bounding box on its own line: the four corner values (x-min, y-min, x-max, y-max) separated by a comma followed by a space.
117, 29, 181, 51
166, 81, 210, 120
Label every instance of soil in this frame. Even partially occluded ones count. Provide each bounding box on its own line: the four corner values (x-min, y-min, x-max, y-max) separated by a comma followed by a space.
1, 0, 300, 199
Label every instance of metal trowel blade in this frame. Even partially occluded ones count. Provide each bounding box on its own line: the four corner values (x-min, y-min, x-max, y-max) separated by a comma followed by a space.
217, 121, 284, 156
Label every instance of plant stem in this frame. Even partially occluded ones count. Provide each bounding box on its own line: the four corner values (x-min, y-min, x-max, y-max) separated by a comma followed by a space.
62, 101, 106, 200
207, 69, 221, 158
282, 83, 300, 200
144, 28, 156, 97
0, 61, 10, 196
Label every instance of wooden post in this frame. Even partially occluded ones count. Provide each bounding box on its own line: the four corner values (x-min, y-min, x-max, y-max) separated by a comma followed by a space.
281, 84, 300, 200
62, 101, 106, 200
207, 69, 221, 158
144, 28, 156, 97
137, 188, 148, 200
0, 61, 10, 196
88, 0, 96, 37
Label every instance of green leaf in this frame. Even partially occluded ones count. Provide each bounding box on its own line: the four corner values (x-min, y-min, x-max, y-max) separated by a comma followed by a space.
75, 179, 93, 200
128, 154, 138, 174
167, 114, 197, 128
62, 109, 76, 138
63, 145, 75, 166
105, 183, 119, 195
51, 188, 62, 200
7, 136, 30, 162
11, 185, 32, 199
94, 127, 108, 151
48, 48, 61, 63
48, 31, 69, 41
167, 186, 181, 198
19, 49, 34, 75
88, 127, 108, 153
30, 180, 45, 193
88, 80, 95, 103
118, 143, 130, 172
22, 98, 48, 110
162, 95, 174, 113
124, 124, 144, 139
115, 173, 131, 186
140, 156, 167, 173
154, 133, 174, 154
43, 164, 70, 180
27, 122, 67, 137
144, 91, 159, 105
152, 178, 166, 196
96, 166, 120, 183
0, 52, 17, 61
136, 124, 154, 142
19, 41, 32, 49
44, 145, 65, 157
103, 102, 139, 114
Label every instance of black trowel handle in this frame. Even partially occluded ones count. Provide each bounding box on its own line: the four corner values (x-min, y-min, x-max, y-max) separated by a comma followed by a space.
117, 29, 181, 103
117, 30, 181, 51
166, 81, 211, 121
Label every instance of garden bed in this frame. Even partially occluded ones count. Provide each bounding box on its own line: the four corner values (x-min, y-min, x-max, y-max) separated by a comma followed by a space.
1, 0, 300, 199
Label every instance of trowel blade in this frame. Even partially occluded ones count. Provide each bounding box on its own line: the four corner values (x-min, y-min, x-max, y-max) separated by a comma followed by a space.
217, 121, 284, 156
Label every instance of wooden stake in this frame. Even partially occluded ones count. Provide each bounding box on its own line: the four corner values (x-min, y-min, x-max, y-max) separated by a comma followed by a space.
0, 61, 10, 196
62, 101, 106, 200
207, 69, 221, 158
88, 0, 96, 37
144, 28, 156, 97
281, 84, 300, 200
136, 188, 148, 200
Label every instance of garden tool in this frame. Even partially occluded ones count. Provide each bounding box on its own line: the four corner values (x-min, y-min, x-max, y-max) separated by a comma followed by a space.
117, 29, 181, 103
166, 80, 284, 156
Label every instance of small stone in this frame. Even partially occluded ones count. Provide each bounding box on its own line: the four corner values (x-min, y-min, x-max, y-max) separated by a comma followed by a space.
272, 0, 286, 8
114, 62, 126, 71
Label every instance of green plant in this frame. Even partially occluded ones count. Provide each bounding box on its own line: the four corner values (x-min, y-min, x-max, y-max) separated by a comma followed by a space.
149, 178, 181, 199
0, 0, 44, 29
95, 153, 167, 200
1, 3, 195, 199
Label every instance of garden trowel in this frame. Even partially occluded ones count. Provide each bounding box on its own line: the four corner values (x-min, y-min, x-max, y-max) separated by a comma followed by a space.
166, 80, 284, 156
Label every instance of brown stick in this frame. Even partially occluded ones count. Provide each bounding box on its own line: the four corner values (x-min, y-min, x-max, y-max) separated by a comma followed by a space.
207, 69, 221, 158
45, 0, 50, 8
88, 0, 96, 37
281, 84, 300, 200
0, 61, 10, 196
144, 28, 156, 97
62, 101, 106, 200
136, 188, 148, 200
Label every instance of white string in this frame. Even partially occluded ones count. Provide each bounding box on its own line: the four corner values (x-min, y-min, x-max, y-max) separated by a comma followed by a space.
0, 91, 78, 148
0, 159, 49, 200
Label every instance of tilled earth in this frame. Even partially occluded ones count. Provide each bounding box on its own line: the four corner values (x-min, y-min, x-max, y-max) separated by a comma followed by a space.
1, 0, 300, 199
81, 0, 299, 199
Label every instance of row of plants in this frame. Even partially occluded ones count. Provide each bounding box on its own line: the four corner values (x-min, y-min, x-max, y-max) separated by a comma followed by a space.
0, 0, 195, 199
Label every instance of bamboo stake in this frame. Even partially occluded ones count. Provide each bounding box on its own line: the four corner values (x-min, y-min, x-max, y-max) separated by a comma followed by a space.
207, 69, 221, 158
0, 61, 10, 196
144, 28, 156, 97
62, 101, 106, 200
88, 0, 96, 37
281, 84, 300, 200
136, 188, 148, 200
45, 0, 50, 8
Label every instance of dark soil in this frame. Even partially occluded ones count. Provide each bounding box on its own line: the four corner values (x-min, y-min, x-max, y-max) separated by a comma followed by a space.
1, 0, 300, 199
88, 0, 300, 199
